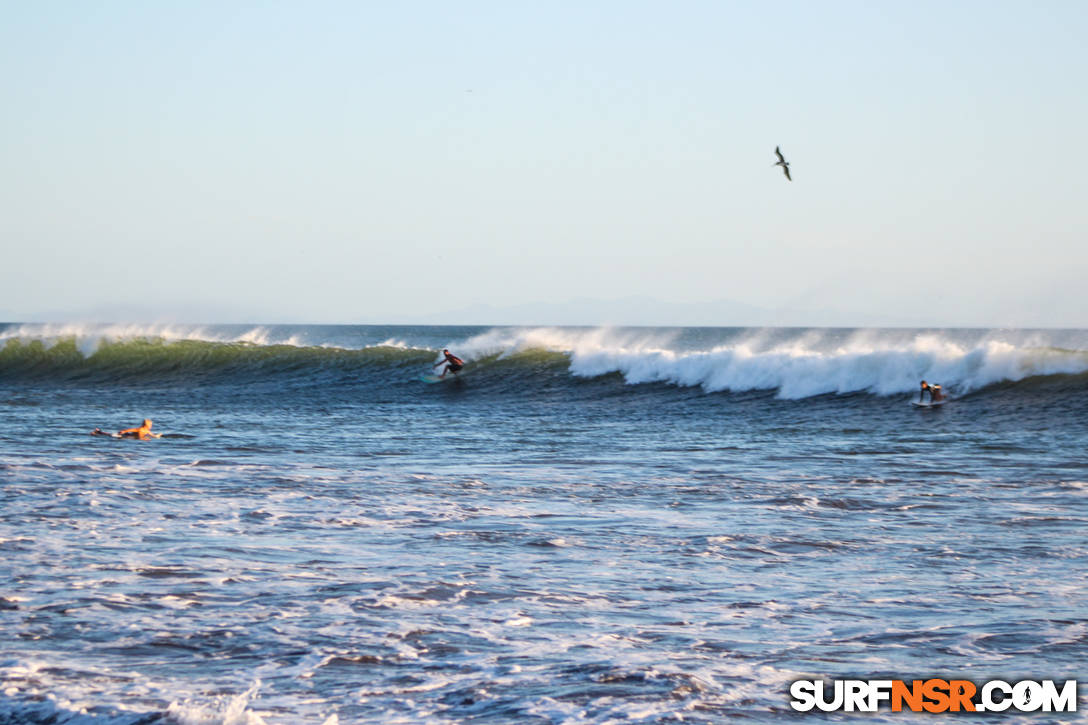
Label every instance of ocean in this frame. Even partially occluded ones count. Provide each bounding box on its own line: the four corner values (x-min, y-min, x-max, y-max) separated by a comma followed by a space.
1, 323, 1086, 723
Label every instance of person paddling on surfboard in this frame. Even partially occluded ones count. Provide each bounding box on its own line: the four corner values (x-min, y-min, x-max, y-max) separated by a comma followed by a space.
434, 349, 464, 379
92, 418, 162, 440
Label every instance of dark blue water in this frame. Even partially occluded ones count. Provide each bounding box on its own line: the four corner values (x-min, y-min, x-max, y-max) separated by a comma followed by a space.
1, 324, 1086, 723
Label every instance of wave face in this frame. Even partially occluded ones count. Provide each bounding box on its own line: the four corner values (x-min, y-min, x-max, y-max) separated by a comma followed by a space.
3, 323, 1088, 399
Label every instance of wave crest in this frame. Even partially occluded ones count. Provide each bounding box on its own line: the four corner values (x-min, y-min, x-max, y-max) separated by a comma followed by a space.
451, 327, 1088, 398
2, 324, 1086, 397
569, 334, 1088, 398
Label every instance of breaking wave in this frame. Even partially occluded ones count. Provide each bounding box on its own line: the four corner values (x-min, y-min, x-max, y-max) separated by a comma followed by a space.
2, 323, 1087, 399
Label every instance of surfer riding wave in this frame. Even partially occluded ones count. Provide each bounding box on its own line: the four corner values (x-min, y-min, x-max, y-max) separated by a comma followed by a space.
434, 349, 464, 379
919, 381, 945, 404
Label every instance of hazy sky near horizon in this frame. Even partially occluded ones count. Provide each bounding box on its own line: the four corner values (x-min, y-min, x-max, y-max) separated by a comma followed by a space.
2, 1, 1086, 327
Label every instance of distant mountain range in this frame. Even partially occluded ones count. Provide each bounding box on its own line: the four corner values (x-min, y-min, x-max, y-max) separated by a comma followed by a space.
6, 295, 1062, 328
391, 296, 919, 328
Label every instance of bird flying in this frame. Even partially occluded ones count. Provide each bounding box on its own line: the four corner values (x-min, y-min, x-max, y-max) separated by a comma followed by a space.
774, 146, 791, 181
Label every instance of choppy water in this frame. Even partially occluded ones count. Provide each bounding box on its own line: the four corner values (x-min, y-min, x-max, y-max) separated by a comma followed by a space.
1, 324, 1086, 723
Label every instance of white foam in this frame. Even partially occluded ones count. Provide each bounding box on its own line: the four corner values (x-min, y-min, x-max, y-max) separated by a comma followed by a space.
454, 326, 679, 362
451, 327, 1088, 398
165, 680, 267, 725
0, 322, 307, 355
375, 338, 429, 351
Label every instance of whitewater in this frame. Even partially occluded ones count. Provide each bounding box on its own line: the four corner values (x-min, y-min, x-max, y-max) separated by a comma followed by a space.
1, 324, 1086, 723
3, 323, 1087, 398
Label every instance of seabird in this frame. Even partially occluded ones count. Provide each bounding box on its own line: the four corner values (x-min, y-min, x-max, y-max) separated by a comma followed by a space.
774, 146, 791, 181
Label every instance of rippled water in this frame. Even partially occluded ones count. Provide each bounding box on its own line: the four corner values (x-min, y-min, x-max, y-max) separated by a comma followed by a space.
1, 325, 1086, 723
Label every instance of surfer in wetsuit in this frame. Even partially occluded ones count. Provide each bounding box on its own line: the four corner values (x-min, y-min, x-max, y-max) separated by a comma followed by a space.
434, 349, 464, 379
92, 419, 162, 440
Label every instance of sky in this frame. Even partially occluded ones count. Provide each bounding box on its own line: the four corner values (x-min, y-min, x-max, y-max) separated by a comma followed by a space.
2, 1, 1086, 327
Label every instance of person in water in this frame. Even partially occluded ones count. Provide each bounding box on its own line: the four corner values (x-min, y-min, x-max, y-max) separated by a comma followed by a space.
92, 419, 162, 440
919, 381, 945, 403
434, 349, 464, 378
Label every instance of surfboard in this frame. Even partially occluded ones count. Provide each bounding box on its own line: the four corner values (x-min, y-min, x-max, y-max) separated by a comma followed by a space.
421, 373, 463, 384
91, 429, 171, 438
911, 399, 946, 408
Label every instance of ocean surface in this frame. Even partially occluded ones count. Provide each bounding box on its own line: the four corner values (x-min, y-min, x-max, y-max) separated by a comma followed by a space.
1, 323, 1086, 724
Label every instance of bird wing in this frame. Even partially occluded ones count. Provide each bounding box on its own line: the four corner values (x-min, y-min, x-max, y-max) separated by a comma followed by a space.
783, 166, 792, 181
774, 146, 785, 163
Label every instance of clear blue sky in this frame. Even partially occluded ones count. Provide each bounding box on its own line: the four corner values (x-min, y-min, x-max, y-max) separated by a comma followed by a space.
2, 1, 1085, 326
